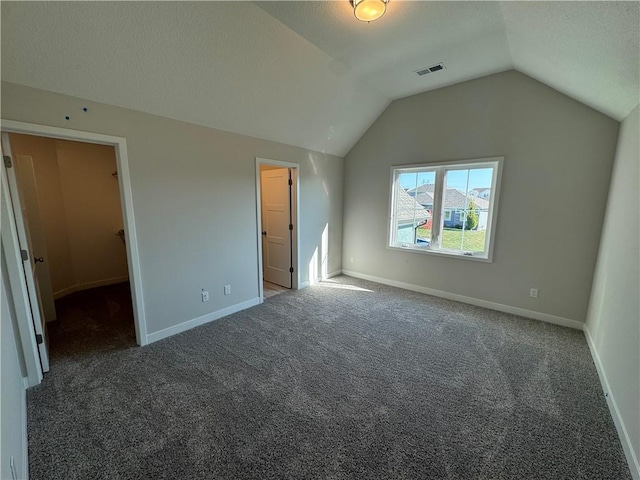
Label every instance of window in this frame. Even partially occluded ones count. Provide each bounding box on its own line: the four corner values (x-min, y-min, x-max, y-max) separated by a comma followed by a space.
389, 157, 502, 261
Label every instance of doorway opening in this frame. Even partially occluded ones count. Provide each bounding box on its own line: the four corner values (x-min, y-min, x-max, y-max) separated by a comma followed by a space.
256, 158, 299, 302
1, 121, 146, 386
5, 132, 134, 364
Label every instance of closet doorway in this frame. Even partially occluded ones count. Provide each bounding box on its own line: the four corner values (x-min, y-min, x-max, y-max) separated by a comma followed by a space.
1, 121, 146, 384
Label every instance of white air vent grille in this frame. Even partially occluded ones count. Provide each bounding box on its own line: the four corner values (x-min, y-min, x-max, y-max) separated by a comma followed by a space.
416, 62, 446, 76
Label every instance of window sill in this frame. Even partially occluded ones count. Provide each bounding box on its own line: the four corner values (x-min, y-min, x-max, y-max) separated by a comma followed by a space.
387, 244, 493, 263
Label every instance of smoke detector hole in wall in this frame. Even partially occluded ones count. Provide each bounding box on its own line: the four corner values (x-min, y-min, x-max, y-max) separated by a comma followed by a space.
415, 62, 446, 77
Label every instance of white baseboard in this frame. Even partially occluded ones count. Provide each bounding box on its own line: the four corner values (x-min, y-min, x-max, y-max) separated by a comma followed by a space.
146, 297, 260, 344
584, 328, 640, 480
299, 271, 342, 290
53, 276, 130, 300
341, 270, 584, 330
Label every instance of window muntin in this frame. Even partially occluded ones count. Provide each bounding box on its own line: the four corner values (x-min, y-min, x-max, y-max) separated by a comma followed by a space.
389, 158, 502, 261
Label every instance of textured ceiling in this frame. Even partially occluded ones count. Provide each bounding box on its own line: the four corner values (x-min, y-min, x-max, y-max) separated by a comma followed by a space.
256, 1, 514, 101
259, 1, 639, 121
1, 2, 389, 157
501, 1, 640, 121
2, 2, 639, 157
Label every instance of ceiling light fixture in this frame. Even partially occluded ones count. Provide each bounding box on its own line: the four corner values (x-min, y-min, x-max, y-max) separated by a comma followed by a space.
351, 0, 389, 23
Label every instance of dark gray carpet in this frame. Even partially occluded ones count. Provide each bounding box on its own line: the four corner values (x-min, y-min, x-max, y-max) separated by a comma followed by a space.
28, 276, 631, 479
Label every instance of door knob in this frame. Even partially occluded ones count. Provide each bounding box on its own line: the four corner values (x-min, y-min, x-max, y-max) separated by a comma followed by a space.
34, 257, 44, 263
262, 231, 267, 236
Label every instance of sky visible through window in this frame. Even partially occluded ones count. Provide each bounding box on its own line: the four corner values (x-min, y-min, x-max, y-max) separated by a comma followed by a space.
399, 168, 493, 192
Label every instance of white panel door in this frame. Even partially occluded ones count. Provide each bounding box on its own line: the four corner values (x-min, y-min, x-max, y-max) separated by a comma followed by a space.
1, 133, 50, 372
15, 154, 57, 323
261, 168, 292, 288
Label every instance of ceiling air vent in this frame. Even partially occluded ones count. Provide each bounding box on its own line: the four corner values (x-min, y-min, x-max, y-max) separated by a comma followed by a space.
416, 62, 446, 77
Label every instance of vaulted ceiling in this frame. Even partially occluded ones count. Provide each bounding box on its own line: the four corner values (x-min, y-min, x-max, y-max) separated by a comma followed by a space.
2, 2, 638, 157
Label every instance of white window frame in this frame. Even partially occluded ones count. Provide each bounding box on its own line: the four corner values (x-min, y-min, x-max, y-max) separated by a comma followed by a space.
388, 156, 503, 262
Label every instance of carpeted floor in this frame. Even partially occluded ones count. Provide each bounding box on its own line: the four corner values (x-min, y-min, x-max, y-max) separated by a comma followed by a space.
28, 276, 632, 479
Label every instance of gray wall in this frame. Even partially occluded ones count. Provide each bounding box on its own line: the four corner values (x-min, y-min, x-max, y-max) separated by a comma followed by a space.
343, 70, 619, 322
586, 105, 639, 476
1, 82, 343, 338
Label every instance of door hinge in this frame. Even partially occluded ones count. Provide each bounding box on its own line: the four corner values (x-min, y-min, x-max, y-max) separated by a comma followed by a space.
288, 178, 293, 186
289, 224, 293, 231
35, 334, 43, 345
20, 250, 28, 261
3, 155, 12, 168
289, 267, 294, 273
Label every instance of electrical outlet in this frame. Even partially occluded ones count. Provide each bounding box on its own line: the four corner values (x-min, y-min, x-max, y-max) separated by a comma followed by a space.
201, 290, 210, 302
530, 288, 539, 298
224, 285, 231, 295
350, 257, 354, 264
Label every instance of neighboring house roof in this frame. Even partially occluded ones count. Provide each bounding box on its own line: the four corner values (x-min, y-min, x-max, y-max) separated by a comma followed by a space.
444, 190, 490, 210
407, 184, 435, 195
414, 189, 490, 210
415, 191, 434, 206
396, 188, 431, 224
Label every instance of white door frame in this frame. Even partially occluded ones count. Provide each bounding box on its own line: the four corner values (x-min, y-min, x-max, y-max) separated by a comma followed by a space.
2, 134, 51, 373
255, 157, 299, 302
1, 120, 148, 381
1, 166, 43, 386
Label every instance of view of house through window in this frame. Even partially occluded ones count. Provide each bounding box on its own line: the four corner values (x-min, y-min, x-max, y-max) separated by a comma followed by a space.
389, 157, 502, 260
